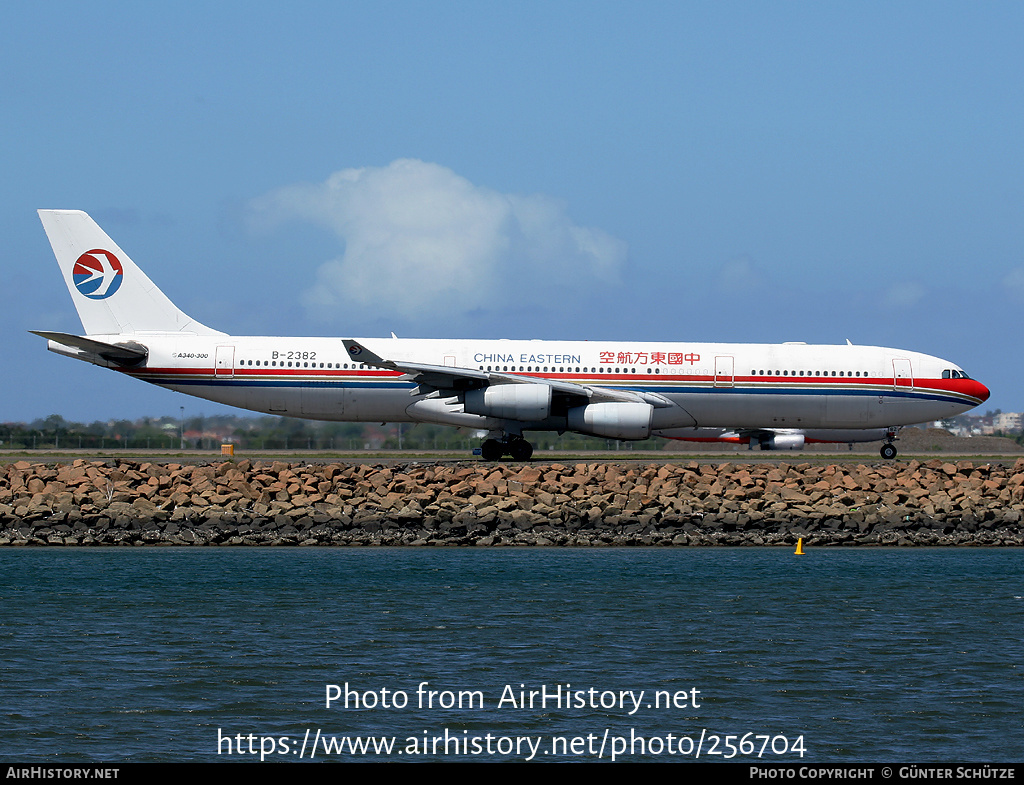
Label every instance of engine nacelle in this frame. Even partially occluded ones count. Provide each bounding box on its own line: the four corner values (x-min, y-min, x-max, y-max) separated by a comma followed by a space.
464, 384, 552, 421
567, 402, 653, 440
760, 432, 806, 450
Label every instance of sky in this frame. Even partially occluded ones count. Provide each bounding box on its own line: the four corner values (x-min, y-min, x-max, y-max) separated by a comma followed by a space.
3, 1, 1022, 423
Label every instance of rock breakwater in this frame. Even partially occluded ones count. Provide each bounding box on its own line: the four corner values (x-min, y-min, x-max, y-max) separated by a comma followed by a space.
2, 458, 1023, 546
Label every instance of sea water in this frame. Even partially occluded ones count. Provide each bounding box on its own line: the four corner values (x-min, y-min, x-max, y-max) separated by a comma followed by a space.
0, 547, 1021, 762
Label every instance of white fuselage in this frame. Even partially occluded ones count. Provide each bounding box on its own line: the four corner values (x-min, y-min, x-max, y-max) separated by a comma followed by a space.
69, 334, 988, 434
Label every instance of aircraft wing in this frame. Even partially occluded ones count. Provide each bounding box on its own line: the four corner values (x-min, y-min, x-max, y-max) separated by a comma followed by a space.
342, 340, 673, 408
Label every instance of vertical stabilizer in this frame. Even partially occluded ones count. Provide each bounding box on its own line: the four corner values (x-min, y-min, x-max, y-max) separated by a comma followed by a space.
38, 209, 224, 336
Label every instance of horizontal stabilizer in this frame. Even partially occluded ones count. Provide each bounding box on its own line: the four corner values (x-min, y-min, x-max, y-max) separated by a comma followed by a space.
30, 330, 149, 365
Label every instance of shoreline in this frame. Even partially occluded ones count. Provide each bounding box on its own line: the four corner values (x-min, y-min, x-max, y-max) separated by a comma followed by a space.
3, 458, 1023, 547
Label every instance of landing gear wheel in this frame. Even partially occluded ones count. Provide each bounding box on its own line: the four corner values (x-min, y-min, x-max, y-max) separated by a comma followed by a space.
508, 438, 533, 462
480, 439, 504, 462
880, 443, 898, 460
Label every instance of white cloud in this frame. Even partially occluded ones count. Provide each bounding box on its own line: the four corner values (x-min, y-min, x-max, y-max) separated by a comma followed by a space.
249, 159, 626, 323
1002, 267, 1024, 302
882, 281, 926, 308
716, 255, 764, 293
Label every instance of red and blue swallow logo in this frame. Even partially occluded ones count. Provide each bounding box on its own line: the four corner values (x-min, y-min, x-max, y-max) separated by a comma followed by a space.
73, 250, 123, 299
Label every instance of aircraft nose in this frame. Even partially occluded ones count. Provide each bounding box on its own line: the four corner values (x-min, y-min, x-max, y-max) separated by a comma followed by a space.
970, 379, 991, 403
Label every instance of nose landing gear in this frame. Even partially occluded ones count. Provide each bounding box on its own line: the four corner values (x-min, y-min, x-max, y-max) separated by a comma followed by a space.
879, 427, 901, 460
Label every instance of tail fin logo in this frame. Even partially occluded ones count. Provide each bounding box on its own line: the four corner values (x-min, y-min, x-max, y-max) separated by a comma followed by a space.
73, 250, 124, 299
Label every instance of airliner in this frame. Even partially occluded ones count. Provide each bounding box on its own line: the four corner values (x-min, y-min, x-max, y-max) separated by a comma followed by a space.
34, 209, 990, 461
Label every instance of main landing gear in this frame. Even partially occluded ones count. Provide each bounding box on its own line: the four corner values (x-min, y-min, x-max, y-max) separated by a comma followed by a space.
480, 436, 534, 462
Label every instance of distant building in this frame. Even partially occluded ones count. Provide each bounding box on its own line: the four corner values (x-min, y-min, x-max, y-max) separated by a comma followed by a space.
994, 412, 1023, 433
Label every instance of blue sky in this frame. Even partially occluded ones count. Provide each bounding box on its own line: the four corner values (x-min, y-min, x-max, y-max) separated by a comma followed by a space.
4, 1, 1022, 423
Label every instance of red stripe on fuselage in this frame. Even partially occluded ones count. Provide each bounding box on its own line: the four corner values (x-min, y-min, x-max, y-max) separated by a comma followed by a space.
118, 366, 991, 404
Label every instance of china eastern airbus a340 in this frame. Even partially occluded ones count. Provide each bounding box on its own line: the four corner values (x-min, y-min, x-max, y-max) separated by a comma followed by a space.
34, 209, 990, 461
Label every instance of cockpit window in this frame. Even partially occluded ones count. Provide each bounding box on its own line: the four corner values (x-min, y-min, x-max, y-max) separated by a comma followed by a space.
943, 369, 972, 380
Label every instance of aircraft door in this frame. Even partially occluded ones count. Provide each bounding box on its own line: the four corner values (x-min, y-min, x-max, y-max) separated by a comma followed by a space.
714, 355, 735, 387
892, 358, 913, 390
215, 345, 235, 377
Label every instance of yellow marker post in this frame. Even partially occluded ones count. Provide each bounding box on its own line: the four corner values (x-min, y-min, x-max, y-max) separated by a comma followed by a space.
794, 537, 805, 555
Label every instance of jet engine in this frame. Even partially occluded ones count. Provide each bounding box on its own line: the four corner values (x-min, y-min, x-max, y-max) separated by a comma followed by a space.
464, 384, 552, 421
566, 402, 653, 440
759, 432, 806, 450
